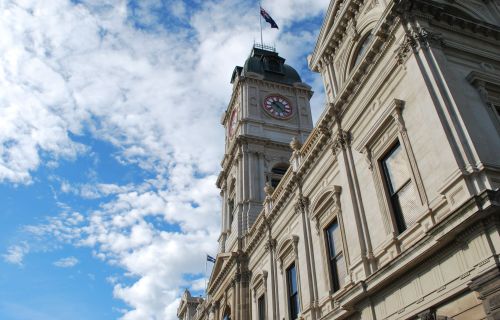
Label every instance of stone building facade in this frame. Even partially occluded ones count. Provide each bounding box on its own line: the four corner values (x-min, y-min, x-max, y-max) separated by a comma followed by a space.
178, 0, 500, 319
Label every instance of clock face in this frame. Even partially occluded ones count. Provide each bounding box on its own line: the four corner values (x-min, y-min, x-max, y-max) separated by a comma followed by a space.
263, 95, 293, 119
228, 108, 238, 137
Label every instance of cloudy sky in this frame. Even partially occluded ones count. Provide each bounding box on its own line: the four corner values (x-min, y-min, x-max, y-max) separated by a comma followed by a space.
0, 0, 327, 319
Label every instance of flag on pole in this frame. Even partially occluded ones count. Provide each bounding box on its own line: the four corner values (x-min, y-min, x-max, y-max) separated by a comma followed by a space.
206, 254, 216, 263
260, 7, 279, 29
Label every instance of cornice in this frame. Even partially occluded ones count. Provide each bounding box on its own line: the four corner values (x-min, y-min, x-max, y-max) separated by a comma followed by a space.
314, 3, 399, 134
244, 76, 314, 97
311, 0, 344, 67
310, 0, 362, 71
406, 0, 500, 40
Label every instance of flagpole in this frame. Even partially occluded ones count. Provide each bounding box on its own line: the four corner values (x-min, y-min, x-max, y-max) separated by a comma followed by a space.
259, 1, 263, 46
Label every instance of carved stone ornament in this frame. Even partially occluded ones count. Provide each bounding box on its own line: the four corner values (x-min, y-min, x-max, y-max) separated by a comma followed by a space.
417, 308, 436, 320
331, 130, 351, 154
290, 136, 302, 152
294, 196, 309, 215
210, 302, 219, 313
264, 182, 274, 197
391, 101, 407, 133
264, 239, 276, 252
476, 82, 490, 104
318, 124, 331, 137
394, 35, 417, 65
363, 146, 373, 171
411, 27, 444, 50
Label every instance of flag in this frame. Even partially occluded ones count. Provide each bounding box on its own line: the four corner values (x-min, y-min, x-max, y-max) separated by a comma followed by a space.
207, 254, 216, 263
260, 7, 279, 29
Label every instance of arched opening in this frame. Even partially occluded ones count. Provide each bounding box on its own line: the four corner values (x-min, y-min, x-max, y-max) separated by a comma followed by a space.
350, 31, 373, 72
268, 163, 289, 188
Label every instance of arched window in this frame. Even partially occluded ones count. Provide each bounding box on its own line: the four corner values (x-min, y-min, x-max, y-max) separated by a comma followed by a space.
350, 32, 373, 71
268, 163, 289, 188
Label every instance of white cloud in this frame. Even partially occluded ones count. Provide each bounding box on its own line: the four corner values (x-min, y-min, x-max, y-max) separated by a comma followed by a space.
3, 242, 30, 266
1, 0, 327, 319
53, 256, 79, 268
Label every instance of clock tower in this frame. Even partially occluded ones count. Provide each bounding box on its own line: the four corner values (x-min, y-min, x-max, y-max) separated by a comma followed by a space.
216, 45, 314, 253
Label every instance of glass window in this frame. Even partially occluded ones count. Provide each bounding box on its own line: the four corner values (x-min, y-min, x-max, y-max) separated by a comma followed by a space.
258, 295, 266, 320
351, 32, 373, 70
228, 198, 234, 224
287, 264, 300, 320
381, 142, 420, 233
269, 164, 289, 188
325, 221, 345, 292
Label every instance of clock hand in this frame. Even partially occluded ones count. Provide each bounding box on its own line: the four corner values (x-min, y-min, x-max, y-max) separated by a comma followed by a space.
272, 101, 284, 112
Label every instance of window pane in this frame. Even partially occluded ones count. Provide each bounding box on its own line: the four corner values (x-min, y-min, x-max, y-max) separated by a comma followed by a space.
258, 295, 265, 320
383, 143, 411, 193
291, 294, 300, 319
353, 33, 373, 68
326, 222, 342, 291
287, 264, 299, 320
288, 265, 297, 294
394, 181, 420, 227
336, 252, 346, 288
326, 223, 339, 257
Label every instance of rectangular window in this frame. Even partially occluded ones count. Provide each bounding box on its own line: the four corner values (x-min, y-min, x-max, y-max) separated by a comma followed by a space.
228, 198, 234, 224
325, 221, 345, 292
381, 141, 420, 233
286, 264, 300, 320
258, 295, 266, 320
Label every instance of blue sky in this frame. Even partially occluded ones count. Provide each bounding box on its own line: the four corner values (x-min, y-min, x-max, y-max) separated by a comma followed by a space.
0, 0, 327, 319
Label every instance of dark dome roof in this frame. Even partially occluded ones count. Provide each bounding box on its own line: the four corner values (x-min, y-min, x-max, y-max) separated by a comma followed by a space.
232, 46, 302, 86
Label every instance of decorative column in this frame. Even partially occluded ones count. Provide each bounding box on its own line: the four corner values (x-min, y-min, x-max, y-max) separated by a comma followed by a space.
264, 220, 280, 320
331, 127, 372, 278
294, 189, 319, 319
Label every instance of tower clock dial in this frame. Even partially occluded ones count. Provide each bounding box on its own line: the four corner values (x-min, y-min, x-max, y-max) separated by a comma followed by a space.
263, 95, 293, 119
228, 108, 238, 137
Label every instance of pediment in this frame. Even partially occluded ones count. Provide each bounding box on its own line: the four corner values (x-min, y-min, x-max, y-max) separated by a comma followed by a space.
207, 252, 236, 285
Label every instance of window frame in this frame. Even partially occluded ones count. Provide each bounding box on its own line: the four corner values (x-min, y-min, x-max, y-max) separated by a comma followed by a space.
310, 186, 349, 293
380, 140, 414, 234
356, 99, 427, 237
325, 220, 342, 292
